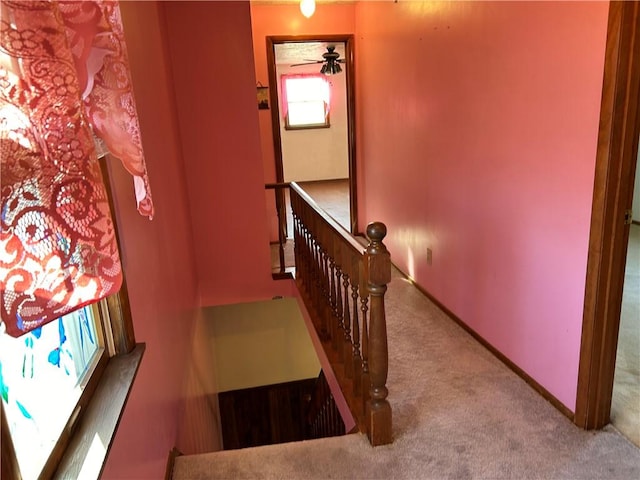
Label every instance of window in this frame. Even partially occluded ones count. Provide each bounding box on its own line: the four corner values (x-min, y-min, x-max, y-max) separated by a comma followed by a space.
0, 304, 104, 479
1, 2, 149, 476
282, 74, 331, 129
0, 157, 140, 480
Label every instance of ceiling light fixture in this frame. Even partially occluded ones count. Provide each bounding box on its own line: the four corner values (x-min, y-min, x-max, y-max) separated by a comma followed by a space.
300, 0, 316, 18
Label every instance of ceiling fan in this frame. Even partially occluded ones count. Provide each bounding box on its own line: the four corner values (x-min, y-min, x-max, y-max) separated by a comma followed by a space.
291, 45, 345, 75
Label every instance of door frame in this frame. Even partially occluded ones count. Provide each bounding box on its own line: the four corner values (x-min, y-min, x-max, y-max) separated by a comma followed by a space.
266, 34, 358, 234
575, 1, 640, 429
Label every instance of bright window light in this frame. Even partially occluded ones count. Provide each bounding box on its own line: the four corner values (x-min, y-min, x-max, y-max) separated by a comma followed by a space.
282, 75, 330, 129
0, 306, 101, 479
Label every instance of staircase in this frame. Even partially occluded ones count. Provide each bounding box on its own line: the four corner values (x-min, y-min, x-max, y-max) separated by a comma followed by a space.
170, 182, 640, 479
171, 266, 640, 479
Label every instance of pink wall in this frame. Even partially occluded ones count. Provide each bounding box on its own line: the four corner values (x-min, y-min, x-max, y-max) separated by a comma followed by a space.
102, 2, 201, 478
105, 2, 299, 475
99, 3, 611, 474
354, 1, 608, 410
163, 1, 293, 305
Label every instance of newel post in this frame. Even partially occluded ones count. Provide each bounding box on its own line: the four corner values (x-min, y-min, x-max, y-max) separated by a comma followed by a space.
364, 222, 392, 445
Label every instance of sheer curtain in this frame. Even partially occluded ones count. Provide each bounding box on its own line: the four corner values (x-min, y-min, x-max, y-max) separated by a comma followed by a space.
0, 0, 153, 337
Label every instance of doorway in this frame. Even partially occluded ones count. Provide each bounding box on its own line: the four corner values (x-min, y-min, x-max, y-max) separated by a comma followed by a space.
575, 1, 640, 434
266, 35, 357, 237
610, 138, 640, 446
611, 140, 640, 447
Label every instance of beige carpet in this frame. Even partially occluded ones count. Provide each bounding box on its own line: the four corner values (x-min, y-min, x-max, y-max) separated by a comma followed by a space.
174, 267, 640, 479
611, 223, 640, 446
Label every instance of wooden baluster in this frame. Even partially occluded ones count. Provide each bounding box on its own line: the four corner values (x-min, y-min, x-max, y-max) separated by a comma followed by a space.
302, 220, 310, 291
312, 213, 319, 308
351, 272, 362, 397
296, 211, 304, 288
291, 190, 299, 275
321, 228, 330, 343
306, 225, 313, 295
322, 400, 327, 437
319, 240, 330, 340
310, 232, 321, 333
335, 260, 345, 363
329, 253, 338, 351
315, 236, 331, 340
364, 222, 392, 446
310, 219, 318, 304
342, 269, 353, 378
327, 396, 334, 436
310, 218, 318, 301
322, 242, 333, 344
360, 286, 370, 417
318, 241, 327, 337
275, 187, 286, 273
332, 240, 345, 359
292, 208, 300, 276
299, 221, 306, 288
293, 191, 302, 285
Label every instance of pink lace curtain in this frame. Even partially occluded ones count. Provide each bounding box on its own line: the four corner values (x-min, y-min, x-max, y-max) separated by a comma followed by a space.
0, 0, 153, 337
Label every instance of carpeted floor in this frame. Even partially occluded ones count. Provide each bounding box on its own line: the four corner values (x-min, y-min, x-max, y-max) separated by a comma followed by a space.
611, 223, 640, 446
174, 267, 640, 479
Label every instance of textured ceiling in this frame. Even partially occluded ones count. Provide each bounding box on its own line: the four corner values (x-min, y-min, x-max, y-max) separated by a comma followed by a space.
274, 41, 346, 66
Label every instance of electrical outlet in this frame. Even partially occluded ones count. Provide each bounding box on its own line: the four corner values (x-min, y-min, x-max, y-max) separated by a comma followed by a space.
426, 248, 433, 266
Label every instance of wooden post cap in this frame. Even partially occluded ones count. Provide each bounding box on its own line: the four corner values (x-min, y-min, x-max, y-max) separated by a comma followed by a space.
366, 222, 387, 242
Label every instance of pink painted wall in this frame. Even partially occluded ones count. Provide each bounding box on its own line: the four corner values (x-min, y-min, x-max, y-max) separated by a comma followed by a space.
354, 1, 608, 410
102, 2, 202, 478
98, 3, 611, 475
163, 1, 293, 305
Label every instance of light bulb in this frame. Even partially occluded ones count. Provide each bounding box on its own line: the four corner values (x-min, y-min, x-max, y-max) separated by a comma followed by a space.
300, 0, 316, 18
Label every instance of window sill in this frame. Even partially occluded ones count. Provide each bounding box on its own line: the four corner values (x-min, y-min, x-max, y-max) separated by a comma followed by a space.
53, 343, 145, 480
284, 123, 330, 131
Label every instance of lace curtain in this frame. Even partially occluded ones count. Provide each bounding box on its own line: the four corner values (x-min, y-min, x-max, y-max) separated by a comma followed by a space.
0, 0, 153, 337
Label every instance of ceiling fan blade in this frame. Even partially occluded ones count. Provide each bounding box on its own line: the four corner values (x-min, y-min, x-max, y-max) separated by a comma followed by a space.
291, 60, 324, 67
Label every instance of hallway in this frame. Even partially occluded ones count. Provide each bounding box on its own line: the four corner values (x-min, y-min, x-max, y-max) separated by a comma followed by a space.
174, 265, 640, 479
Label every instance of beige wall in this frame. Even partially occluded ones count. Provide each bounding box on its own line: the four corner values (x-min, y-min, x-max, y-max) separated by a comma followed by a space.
278, 60, 350, 182
205, 298, 321, 392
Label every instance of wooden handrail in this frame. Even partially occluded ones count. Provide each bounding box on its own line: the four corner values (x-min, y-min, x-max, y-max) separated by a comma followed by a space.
289, 182, 392, 446
264, 182, 291, 190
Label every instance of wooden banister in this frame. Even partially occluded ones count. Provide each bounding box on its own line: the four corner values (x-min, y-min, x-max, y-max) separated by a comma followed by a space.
289, 182, 392, 446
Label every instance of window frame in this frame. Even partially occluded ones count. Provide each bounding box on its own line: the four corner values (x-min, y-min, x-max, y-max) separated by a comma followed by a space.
0, 156, 142, 480
281, 73, 331, 130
